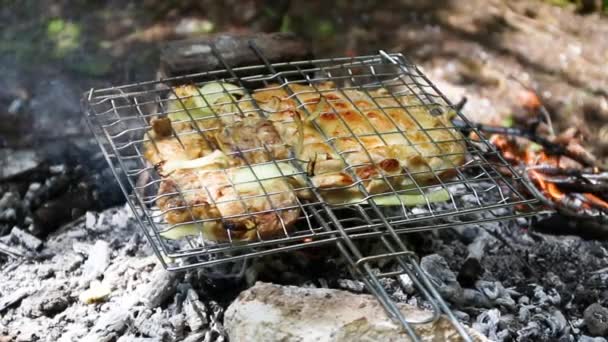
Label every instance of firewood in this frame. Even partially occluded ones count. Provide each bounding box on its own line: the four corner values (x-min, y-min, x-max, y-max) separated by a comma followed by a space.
160, 32, 313, 78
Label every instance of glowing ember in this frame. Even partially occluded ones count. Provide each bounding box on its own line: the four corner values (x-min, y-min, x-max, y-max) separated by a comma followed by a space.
584, 193, 608, 210
488, 132, 608, 215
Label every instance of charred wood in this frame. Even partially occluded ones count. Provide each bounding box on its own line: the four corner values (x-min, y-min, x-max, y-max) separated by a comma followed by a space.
160, 32, 313, 78
533, 214, 608, 240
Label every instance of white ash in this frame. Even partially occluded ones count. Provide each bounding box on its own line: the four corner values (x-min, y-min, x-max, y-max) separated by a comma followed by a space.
0, 149, 40, 179
0, 205, 227, 342
1, 187, 607, 341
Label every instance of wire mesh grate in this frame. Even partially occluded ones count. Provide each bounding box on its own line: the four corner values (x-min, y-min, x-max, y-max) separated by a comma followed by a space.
83, 51, 539, 271
82, 45, 547, 341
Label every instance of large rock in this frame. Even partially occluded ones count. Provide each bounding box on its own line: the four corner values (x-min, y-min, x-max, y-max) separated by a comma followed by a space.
225, 282, 488, 342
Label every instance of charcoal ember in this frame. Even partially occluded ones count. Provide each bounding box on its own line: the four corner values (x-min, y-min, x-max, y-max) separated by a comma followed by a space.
140, 267, 180, 309
0, 192, 23, 236
0, 223, 11, 237
458, 257, 484, 288
181, 332, 207, 342
398, 274, 415, 295
32, 182, 95, 237
0, 149, 40, 179
463, 288, 492, 308
10, 227, 43, 251
84, 304, 131, 342
475, 281, 516, 308
473, 309, 512, 341
20, 286, 70, 318
420, 254, 464, 303
517, 309, 570, 341
184, 288, 209, 332
89, 164, 127, 209
131, 307, 174, 341
584, 303, 608, 337
116, 335, 160, 342
0, 288, 30, 313
533, 286, 561, 306
22, 182, 41, 209
579, 336, 608, 342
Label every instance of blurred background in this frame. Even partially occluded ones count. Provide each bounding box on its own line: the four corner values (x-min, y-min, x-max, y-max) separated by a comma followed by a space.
1, 0, 607, 230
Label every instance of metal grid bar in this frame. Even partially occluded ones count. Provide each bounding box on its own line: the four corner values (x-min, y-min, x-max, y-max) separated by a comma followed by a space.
83, 46, 543, 341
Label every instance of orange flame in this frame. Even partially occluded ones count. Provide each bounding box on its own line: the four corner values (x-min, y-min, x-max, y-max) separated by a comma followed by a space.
489, 130, 607, 213
584, 193, 608, 209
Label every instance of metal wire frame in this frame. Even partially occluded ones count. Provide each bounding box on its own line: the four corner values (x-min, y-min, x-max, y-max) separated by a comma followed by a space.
83, 46, 542, 341
83, 51, 538, 264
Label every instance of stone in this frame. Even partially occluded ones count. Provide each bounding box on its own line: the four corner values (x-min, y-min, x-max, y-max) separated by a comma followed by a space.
224, 282, 488, 342
584, 303, 608, 337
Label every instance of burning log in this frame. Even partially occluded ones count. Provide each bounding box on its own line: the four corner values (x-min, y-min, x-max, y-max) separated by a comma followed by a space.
456, 119, 601, 170
457, 90, 608, 226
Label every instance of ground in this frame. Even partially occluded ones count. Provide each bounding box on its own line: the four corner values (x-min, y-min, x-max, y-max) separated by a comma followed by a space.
1, 0, 607, 164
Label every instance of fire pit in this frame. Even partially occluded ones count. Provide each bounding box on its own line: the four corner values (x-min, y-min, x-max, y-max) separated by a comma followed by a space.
2, 33, 608, 342
79, 34, 544, 341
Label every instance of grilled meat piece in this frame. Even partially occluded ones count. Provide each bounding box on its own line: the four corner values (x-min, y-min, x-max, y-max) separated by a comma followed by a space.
144, 81, 466, 241
247, 83, 466, 201
215, 116, 290, 165
144, 133, 211, 166
145, 85, 299, 241
156, 163, 300, 242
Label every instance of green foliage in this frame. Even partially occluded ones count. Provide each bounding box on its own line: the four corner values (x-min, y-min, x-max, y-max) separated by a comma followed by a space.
47, 19, 81, 58
501, 116, 514, 128
280, 15, 292, 33
545, 0, 573, 7
316, 20, 335, 38
66, 54, 112, 77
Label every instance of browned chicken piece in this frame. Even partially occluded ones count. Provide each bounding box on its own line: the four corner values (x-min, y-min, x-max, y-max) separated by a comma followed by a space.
143, 132, 212, 166
246, 83, 466, 201
156, 165, 300, 242
145, 81, 466, 241
215, 116, 290, 166
144, 86, 299, 242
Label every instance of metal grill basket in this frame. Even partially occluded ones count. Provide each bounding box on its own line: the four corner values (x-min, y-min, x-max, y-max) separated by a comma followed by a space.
83, 44, 541, 342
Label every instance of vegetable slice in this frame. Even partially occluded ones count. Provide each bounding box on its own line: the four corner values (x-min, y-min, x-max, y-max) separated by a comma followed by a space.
331, 188, 450, 206
369, 189, 450, 206
167, 82, 245, 122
